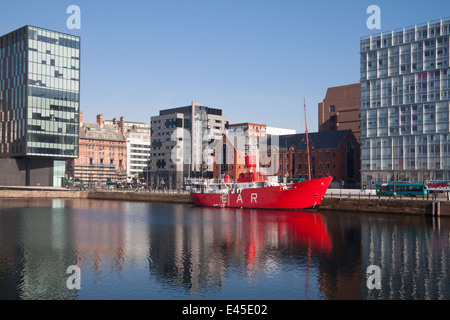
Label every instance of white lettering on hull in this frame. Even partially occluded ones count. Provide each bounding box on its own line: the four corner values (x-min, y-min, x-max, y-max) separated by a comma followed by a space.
221, 194, 227, 204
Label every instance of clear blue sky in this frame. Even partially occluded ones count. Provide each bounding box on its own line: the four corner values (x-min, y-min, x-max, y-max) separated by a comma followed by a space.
1, 0, 450, 132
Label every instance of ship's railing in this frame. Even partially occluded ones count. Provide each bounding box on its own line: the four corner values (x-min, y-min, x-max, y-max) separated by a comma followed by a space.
185, 178, 237, 185
325, 189, 443, 201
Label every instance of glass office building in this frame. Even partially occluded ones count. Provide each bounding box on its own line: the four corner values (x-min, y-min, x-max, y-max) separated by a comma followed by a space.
360, 17, 450, 184
0, 26, 80, 186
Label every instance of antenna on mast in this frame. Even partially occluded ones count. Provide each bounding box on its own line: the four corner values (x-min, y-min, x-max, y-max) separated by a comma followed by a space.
304, 98, 311, 181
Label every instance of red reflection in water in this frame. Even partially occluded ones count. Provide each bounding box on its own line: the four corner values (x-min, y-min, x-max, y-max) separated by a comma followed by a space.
282, 212, 333, 253
237, 210, 333, 277
242, 210, 332, 251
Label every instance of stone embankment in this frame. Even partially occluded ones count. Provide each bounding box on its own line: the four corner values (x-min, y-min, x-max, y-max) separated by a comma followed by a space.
319, 197, 450, 216
0, 188, 449, 216
0, 189, 191, 203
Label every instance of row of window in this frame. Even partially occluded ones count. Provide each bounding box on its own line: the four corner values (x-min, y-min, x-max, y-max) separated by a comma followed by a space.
27, 146, 78, 157
362, 159, 450, 170
130, 144, 151, 149
280, 151, 337, 159
29, 86, 79, 102
361, 24, 450, 52
283, 162, 336, 170
29, 29, 80, 49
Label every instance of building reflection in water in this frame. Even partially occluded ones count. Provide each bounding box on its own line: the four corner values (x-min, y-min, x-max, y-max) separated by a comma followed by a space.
360, 215, 450, 300
1, 199, 450, 300
0, 199, 78, 300
145, 205, 334, 298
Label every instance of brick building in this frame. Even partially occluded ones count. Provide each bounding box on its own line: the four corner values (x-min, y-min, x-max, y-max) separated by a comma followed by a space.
274, 130, 360, 188
67, 113, 127, 186
212, 134, 245, 181
318, 83, 361, 141
213, 123, 267, 180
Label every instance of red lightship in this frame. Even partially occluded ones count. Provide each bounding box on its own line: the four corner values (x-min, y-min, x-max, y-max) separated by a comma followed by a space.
188, 99, 333, 210
188, 157, 332, 210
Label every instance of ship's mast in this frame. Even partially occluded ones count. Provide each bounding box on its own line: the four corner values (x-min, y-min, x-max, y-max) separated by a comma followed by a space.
304, 98, 311, 180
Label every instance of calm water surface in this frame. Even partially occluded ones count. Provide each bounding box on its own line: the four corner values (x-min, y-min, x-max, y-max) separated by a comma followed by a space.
0, 198, 449, 300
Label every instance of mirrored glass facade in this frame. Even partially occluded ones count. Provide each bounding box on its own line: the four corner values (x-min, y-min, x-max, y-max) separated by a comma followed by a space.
360, 17, 450, 183
0, 25, 79, 159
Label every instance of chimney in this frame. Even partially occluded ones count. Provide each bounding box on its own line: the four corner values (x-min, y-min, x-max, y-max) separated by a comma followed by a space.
112, 117, 117, 125
79, 112, 83, 126
119, 116, 125, 135
97, 114, 104, 126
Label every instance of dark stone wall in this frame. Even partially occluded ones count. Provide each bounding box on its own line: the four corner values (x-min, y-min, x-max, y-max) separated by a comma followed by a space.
0, 158, 54, 186
29, 158, 54, 186
0, 158, 28, 186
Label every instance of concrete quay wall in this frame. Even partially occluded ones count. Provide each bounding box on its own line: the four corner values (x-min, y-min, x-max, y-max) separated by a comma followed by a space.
0, 189, 449, 216
86, 191, 191, 203
320, 197, 450, 216
0, 189, 191, 203
0, 189, 87, 199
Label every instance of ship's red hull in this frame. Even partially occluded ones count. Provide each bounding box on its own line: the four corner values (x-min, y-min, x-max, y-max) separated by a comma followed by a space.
190, 176, 333, 210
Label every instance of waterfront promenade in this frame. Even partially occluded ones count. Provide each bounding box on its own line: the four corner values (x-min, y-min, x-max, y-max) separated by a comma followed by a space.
0, 186, 449, 217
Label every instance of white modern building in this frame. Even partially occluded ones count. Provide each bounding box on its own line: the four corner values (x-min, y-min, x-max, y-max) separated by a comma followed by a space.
149, 101, 228, 189
105, 118, 151, 183
360, 17, 450, 184
266, 126, 296, 136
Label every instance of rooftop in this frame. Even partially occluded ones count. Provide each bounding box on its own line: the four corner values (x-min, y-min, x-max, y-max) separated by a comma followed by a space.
270, 130, 352, 151
361, 16, 450, 41
80, 122, 126, 142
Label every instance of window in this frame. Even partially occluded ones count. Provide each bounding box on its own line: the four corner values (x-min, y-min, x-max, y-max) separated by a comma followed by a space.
346, 141, 355, 178
330, 105, 335, 112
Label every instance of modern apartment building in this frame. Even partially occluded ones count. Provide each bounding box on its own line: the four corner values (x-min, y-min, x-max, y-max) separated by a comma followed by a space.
318, 83, 361, 141
149, 101, 228, 189
360, 17, 450, 184
0, 26, 80, 186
